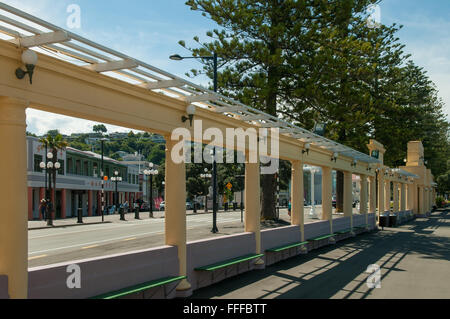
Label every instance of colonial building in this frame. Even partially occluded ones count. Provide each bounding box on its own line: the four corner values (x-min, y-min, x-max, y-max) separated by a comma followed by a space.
27, 136, 141, 220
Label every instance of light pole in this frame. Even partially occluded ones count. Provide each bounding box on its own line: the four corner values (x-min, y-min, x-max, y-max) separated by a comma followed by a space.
100, 137, 109, 222
40, 152, 61, 226
305, 166, 319, 219
200, 168, 212, 214
170, 52, 219, 233
144, 163, 158, 218
111, 170, 122, 214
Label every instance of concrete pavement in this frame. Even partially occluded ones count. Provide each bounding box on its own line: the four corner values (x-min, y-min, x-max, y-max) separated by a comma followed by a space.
191, 208, 450, 299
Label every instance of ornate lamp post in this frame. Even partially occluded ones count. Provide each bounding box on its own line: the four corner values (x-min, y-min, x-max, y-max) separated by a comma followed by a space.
305, 165, 320, 219
144, 163, 158, 218
39, 152, 61, 226
111, 171, 122, 217
200, 168, 212, 214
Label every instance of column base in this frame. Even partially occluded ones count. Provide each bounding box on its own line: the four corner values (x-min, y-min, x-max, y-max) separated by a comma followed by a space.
254, 258, 265, 270
350, 232, 356, 237
299, 246, 308, 254
175, 279, 192, 296
328, 237, 336, 244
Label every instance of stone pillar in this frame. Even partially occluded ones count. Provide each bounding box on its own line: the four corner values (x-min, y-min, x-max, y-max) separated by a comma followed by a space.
0, 97, 29, 299
61, 188, 67, 219
393, 182, 399, 213
245, 151, 264, 265
322, 166, 333, 234
164, 137, 191, 292
384, 180, 391, 213
360, 175, 368, 215
291, 160, 305, 242
419, 186, 424, 215
378, 171, 385, 219
343, 171, 353, 229
368, 176, 376, 214
400, 183, 406, 212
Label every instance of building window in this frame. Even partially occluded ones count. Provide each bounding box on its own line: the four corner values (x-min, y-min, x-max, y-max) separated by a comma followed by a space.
93, 163, 98, 178
84, 161, 89, 176
67, 157, 73, 174
58, 160, 65, 175
34, 154, 43, 172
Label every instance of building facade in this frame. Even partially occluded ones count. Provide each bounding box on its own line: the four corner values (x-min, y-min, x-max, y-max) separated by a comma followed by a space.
27, 136, 141, 220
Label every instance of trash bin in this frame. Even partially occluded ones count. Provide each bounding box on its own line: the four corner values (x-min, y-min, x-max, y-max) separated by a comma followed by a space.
379, 215, 389, 229
389, 214, 397, 227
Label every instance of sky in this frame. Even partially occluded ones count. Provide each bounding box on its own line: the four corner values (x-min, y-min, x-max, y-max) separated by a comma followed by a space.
2, 0, 449, 135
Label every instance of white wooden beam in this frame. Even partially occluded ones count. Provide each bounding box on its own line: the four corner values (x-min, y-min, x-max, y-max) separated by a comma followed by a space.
141, 79, 184, 90
186, 94, 218, 103
84, 59, 139, 72
12, 31, 70, 48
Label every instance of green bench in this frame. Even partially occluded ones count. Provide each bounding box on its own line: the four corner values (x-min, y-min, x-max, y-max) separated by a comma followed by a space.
92, 275, 186, 299
266, 241, 309, 253
195, 254, 264, 271
334, 229, 352, 235
309, 234, 334, 241
354, 224, 369, 230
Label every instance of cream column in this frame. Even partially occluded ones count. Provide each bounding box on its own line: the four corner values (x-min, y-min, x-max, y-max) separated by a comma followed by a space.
378, 171, 385, 219
245, 152, 264, 265
0, 97, 28, 299
385, 180, 391, 213
368, 176, 376, 214
343, 171, 353, 229
291, 160, 305, 243
360, 174, 369, 230
418, 186, 424, 215
400, 183, 406, 212
393, 182, 399, 213
322, 166, 334, 237
164, 137, 191, 291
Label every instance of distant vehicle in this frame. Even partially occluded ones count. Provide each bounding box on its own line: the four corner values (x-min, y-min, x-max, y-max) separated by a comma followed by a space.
159, 201, 165, 211
140, 201, 150, 212
186, 201, 193, 210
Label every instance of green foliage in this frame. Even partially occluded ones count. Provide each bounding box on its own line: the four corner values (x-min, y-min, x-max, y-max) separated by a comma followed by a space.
93, 124, 107, 134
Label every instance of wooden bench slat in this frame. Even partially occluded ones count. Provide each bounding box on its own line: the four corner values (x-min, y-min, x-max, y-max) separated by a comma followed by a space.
309, 234, 334, 241
92, 275, 186, 299
195, 254, 264, 271
266, 241, 309, 252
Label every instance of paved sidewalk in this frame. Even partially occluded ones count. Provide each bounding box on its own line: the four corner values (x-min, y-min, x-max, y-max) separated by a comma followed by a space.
191, 208, 450, 299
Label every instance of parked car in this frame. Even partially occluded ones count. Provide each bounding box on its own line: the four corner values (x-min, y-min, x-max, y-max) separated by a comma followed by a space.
140, 201, 150, 212
186, 201, 193, 210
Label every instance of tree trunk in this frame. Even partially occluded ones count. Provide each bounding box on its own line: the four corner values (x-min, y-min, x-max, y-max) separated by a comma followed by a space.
261, 173, 277, 220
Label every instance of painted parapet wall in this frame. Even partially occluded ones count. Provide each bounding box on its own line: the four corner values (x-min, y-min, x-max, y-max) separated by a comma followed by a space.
28, 245, 179, 299
186, 233, 256, 291
0, 275, 8, 299
333, 217, 351, 232
304, 220, 331, 240
368, 213, 376, 229
353, 214, 367, 227
261, 226, 302, 266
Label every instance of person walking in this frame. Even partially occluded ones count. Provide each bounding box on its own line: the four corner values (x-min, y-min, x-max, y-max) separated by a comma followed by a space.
39, 199, 47, 221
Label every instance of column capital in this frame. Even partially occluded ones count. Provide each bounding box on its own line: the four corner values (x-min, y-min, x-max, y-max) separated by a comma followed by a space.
0, 97, 29, 127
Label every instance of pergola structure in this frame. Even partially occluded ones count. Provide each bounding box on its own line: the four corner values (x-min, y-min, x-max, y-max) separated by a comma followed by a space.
0, 4, 436, 299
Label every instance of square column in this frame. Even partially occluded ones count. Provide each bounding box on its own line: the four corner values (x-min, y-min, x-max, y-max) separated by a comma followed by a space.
290, 160, 305, 242
245, 152, 264, 266
360, 175, 368, 215
0, 97, 29, 299
321, 166, 333, 235
164, 137, 191, 292
419, 186, 424, 215
378, 171, 385, 218
61, 188, 67, 219
343, 171, 353, 230
27, 187, 33, 220
400, 183, 406, 212
384, 180, 391, 212
393, 182, 399, 213
368, 176, 376, 214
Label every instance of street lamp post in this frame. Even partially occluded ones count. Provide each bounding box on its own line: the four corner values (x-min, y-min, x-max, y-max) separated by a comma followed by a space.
144, 163, 158, 218
111, 171, 123, 220
40, 152, 61, 226
100, 137, 108, 222
170, 52, 219, 233
200, 168, 212, 214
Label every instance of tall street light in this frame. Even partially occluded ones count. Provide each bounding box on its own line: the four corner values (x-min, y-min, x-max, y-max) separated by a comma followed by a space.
40, 152, 61, 226
170, 52, 219, 233
144, 163, 158, 218
100, 137, 109, 222
200, 168, 212, 214
111, 171, 123, 219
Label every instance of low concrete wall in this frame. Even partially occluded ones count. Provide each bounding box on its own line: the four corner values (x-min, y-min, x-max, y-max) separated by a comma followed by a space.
186, 233, 256, 291
28, 245, 179, 299
304, 220, 331, 240
368, 213, 376, 229
333, 216, 351, 232
353, 214, 367, 227
261, 225, 301, 252
0, 275, 8, 299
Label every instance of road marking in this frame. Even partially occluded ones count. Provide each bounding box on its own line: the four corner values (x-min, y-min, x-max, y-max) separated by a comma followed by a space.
28, 254, 47, 260
123, 237, 136, 241
81, 245, 99, 250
